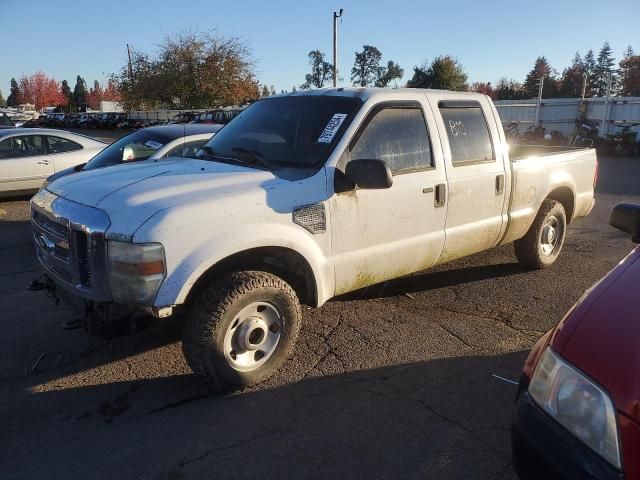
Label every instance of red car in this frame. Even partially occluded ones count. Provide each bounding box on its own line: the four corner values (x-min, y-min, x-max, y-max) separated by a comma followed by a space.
512, 203, 640, 480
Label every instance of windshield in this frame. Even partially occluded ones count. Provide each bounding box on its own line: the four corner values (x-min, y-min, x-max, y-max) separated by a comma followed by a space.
0, 113, 14, 127
84, 130, 173, 170
202, 96, 361, 169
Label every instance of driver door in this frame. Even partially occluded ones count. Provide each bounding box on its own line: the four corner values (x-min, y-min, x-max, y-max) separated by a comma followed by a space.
329, 100, 448, 296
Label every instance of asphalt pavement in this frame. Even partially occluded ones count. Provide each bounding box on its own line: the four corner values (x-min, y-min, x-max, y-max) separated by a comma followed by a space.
1, 153, 639, 480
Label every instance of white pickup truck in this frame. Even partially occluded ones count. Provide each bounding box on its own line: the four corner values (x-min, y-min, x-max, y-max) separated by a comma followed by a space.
31, 88, 597, 387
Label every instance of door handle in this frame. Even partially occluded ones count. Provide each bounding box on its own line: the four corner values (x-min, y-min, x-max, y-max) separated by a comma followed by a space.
434, 184, 446, 207
495, 174, 505, 195
37, 160, 50, 165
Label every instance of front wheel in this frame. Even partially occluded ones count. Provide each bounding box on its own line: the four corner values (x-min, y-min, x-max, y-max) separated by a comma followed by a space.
514, 199, 567, 269
181, 271, 302, 387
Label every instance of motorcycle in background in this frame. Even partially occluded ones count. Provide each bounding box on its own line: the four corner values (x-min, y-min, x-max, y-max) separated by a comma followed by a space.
570, 119, 600, 148
604, 122, 640, 156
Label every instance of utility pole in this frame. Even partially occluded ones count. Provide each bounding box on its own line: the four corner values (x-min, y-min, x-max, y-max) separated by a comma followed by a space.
602, 71, 613, 136
127, 44, 133, 80
581, 73, 587, 100
534, 76, 544, 127
332, 9, 343, 87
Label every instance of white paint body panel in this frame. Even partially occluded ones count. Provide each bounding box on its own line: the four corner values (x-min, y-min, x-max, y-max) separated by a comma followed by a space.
0, 129, 105, 193
44, 89, 597, 310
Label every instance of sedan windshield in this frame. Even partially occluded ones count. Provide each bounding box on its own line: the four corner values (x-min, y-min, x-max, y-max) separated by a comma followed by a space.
201, 96, 361, 169
84, 130, 173, 170
0, 113, 14, 127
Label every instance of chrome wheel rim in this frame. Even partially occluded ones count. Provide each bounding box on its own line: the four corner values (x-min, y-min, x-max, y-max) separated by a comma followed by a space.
541, 215, 562, 256
223, 301, 283, 372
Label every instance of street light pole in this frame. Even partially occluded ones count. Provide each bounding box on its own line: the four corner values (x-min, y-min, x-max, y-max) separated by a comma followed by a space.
333, 9, 343, 88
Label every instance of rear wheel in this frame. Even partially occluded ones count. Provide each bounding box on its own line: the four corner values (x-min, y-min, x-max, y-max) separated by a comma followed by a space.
181, 271, 302, 387
515, 199, 567, 269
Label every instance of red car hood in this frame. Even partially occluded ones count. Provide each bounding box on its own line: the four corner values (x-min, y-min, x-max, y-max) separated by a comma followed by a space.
552, 246, 640, 423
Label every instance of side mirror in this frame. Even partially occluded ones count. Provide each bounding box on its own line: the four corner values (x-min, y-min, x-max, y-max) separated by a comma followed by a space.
344, 159, 393, 189
610, 203, 640, 243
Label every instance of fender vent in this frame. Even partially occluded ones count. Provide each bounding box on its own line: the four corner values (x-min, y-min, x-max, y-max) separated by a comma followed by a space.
293, 204, 326, 234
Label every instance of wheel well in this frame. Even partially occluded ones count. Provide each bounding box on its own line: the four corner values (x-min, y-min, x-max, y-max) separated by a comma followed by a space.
186, 247, 317, 307
546, 187, 575, 223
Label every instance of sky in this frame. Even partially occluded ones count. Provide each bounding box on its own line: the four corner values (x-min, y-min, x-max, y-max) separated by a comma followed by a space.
0, 0, 638, 96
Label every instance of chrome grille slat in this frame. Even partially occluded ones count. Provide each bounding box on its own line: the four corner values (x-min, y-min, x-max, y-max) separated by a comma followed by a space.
30, 190, 112, 302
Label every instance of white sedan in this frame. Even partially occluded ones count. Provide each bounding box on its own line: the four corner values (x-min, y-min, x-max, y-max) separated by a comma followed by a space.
0, 128, 106, 196
43, 124, 223, 188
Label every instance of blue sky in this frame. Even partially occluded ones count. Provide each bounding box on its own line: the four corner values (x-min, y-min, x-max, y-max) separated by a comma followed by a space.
1, 0, 637, 95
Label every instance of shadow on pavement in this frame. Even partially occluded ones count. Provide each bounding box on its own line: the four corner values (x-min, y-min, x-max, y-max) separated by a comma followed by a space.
4, 350, 526, 480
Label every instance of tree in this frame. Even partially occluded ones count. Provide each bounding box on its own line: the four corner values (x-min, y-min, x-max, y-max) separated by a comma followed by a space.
582, 49, 597, 96
559, 52, 586, 98
113, 30, 259, 110
0, 89, 5, 107
60, 80, 72, 106
87, 80, 103, 110
494, 78, 527, 100
469, 82, 496, 99
524, 56, 553, 98
18, 72, 65, 109
592, 42, 616, 96
375, 60, 403, 88
301, 50, 333, 89
6, 78, 21, 107
102, 79, 121, 102
260, 84, 270, 97
619, 46, 640, 96
406, 55, 468, 91
72, 75, 88, 110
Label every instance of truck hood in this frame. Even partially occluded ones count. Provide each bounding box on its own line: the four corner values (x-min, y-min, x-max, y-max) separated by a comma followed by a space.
46, 158, 278, 235
554, 247, 640, 423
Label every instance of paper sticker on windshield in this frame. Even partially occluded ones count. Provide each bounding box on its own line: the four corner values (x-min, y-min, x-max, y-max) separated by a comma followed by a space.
144, 140, 163, 150
317, 113, 348, 143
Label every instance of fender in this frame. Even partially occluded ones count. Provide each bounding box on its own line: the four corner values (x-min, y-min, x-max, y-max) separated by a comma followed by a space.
139, 221, 334, 308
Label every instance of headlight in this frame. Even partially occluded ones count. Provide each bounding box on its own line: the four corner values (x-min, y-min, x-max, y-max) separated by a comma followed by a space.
529, 348, 621, 469
108, 241, 166, 305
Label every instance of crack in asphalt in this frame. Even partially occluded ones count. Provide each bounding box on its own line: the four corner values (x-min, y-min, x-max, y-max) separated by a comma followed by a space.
175, 428, 283, 469
355, 382, 510, 462
435, 323, 473, 349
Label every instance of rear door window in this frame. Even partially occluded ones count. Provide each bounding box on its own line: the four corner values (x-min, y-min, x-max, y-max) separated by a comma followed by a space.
46, 136, 83, 154
439, 106, 494, 165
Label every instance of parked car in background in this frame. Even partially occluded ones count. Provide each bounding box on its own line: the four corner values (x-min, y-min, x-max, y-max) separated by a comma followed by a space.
512, 202, 640, 480
31, 89, 597, 388
0, 112, 16, 129
0, 128, 105, 196
43, 124, 222, 187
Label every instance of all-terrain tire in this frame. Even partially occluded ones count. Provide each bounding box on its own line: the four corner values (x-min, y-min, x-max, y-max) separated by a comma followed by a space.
181, 271, 302, 387
514, 199, 567, 269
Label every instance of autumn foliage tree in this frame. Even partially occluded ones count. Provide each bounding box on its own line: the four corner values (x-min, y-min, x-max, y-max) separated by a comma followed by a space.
18, 72, 66, 109
114, 30, 259, 110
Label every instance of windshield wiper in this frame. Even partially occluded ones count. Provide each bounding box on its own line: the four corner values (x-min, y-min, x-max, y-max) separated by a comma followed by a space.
200, 145, 269, 170
230, 147, 269, 169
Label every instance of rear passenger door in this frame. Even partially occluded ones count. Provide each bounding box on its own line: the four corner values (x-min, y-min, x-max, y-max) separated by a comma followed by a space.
0, 135, 51, 192
330, 100, 448, 295
431, 98, 507, 262
45, 135, 85, 172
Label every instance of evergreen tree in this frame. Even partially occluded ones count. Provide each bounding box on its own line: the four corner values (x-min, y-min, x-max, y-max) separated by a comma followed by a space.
301, 50, 333, 89
495, 78, 527, 100
593, 42, 616, 96
61, 80, 72, 106
260, 85, 270, 97
0, 89, 5, 107
582, 49, 597, 96
559, 52, 586, 98
72, 75, 88, 110
524, 57, 553, 98
6, 78, 21, 106
619, 46, 640, 96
